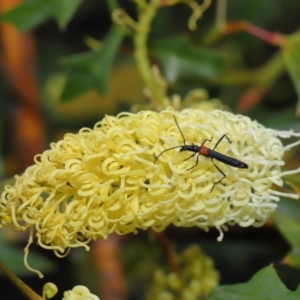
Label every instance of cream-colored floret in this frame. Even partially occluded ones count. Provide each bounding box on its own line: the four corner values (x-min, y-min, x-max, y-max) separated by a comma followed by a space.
62, 286, 100, 300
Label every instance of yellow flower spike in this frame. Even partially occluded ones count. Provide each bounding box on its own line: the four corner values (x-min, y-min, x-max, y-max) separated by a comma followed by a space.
147, 245, 219, 299
1, 109, 300, 276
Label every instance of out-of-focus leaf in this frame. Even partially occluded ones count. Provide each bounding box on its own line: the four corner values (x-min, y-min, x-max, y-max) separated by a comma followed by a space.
59, 72, 98, 102
60, 26, 124, 101
274, 212, 300, 248
281, 31, 300, 113
276, 198, 300, 223
151, 36, 224, 83
0, 0, 56, 32
284, 247, 300, 270
274, 212, 300, 269
43, 62, 144, 124
0, 231, 55, 276
0, 0, 81, 32
54, 0, 82, 29
209, 265, 300, 300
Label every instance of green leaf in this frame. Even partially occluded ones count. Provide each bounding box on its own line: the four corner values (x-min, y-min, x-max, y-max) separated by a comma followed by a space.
272, 213, 300, 269
54, 0, 82, 29
209, 266, 300, 300
285, 247, 300, 269
0, 0, 81, 31
59, 71, 99, 101
0, 0, 57, 32
281, 31, 300, 110
274, 212, 300, 247
151, 36, 224, 83
60, 26, 124, 101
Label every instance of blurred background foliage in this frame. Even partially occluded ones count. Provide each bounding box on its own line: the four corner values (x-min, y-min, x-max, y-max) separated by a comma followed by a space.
1, 0, 300, 299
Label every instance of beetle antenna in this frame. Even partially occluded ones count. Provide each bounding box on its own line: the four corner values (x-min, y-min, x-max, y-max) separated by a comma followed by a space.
172, 115, 186, 145
154, 145, 183, 164
154, 116, 187, 164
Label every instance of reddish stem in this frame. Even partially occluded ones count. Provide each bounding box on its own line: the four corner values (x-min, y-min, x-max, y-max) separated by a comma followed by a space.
155, 232, 181, 274
224, 21, 285, 46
